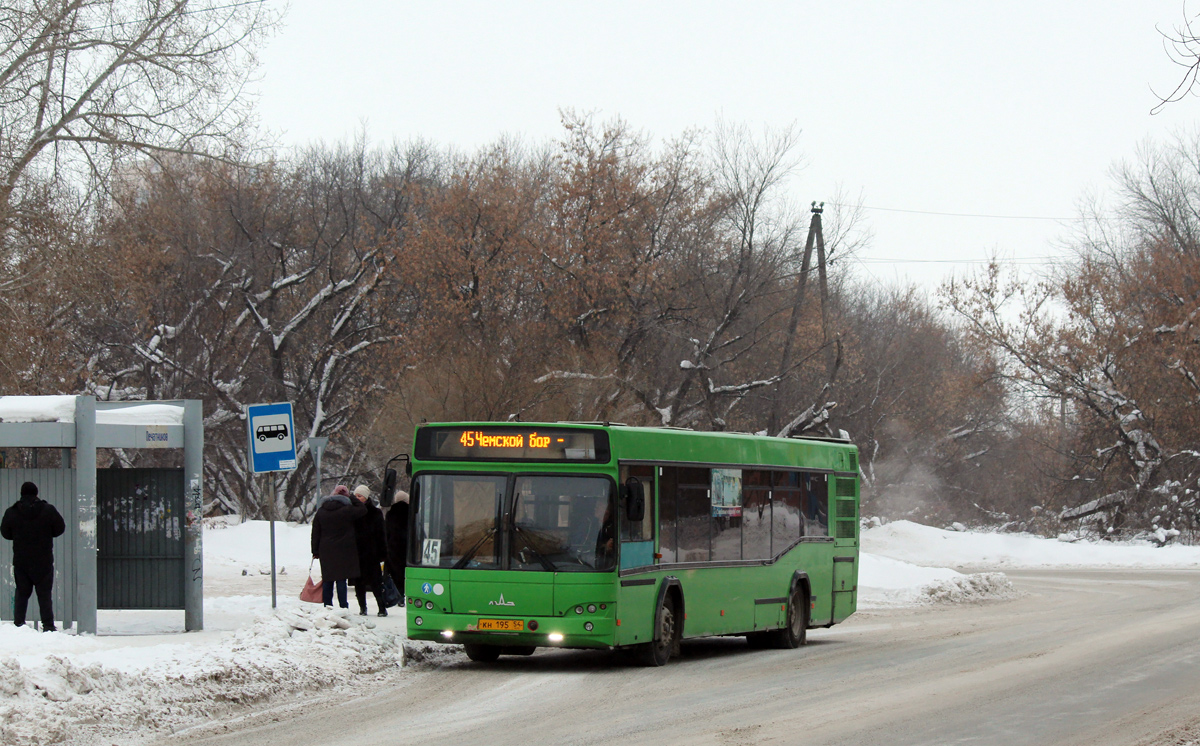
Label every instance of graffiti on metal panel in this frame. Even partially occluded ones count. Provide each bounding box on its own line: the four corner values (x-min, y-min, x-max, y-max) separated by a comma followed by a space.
186, 478, 202, 534
78, 497, 97, 551
101, 484, 182, 540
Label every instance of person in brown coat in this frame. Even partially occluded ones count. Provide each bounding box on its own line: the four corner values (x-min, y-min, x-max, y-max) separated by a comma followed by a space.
310, 485, 366, 608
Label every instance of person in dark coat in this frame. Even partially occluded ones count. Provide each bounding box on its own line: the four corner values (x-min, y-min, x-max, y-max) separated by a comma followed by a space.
1, 481, 66, 631
350, 484, 388, 616
310, 484, 366, 608
385, 490, 409, 607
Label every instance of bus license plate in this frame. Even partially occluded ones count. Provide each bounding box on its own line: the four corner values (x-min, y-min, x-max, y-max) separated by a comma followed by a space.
478, 618, 524, 631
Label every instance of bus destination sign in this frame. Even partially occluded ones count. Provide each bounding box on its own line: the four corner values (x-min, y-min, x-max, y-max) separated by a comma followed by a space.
416, 426, 608, 462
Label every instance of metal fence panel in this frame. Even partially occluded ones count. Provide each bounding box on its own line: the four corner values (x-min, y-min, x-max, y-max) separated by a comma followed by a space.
0, 469, 77, 626
97, 469, 185, 609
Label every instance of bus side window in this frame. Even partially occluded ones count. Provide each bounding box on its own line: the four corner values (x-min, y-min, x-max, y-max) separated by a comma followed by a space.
742, 470, 772, 561
805, 473, 829, 536
658, 467, 678, 563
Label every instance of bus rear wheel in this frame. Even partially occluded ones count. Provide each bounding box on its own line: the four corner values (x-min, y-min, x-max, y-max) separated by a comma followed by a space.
768, 588, 809, 649
463, 643, 501, 662
640, 598, 678, 666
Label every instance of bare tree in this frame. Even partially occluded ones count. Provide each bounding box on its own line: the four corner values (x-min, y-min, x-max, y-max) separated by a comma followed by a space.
1154, 6, 1200, 113
0, 0, 277, 236
943, 147, 1200, 538
84, 141, 435, 518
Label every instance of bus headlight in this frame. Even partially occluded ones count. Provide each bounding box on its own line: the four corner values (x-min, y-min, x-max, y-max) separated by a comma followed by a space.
441, 630, 454, 639
584, 622, 594, 632
548, 633, 564, 642
414, 616, 424, 626
587, 604, 597, 614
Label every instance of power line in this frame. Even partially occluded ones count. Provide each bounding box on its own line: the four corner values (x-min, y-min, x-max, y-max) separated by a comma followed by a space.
829, 201, 1079, 221
857, 256, 1060, 265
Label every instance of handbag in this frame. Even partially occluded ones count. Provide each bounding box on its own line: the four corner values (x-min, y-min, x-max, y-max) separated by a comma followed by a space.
381, 572, 402, 608
300, 560, 323, 603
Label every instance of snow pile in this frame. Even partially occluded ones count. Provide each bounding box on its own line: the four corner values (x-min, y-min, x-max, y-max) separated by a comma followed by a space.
863, 520, 1200, 569
855, 518, 1200, 609
0, 606, 406, 746
858, 553, 1017, 608
916, 572, 1017, 604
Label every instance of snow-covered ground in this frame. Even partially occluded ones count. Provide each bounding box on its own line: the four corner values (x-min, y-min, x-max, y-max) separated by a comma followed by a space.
3, 518, 1200, 745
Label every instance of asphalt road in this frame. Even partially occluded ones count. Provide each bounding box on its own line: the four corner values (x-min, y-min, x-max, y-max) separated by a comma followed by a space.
166, 569, 1200, 746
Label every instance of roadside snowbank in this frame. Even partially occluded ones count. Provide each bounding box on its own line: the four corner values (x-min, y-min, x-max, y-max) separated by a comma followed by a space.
863, 520, 1200, 569
0, 605, 411, 746
854, 519, 1200, 609
857, 552, 1018, 608
859, 551, 1017, 611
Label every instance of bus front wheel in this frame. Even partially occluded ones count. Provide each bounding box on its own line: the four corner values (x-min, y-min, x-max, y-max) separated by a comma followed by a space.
640, 598, 678, 666
463, 643, 501, 662
769, 587, 809, 649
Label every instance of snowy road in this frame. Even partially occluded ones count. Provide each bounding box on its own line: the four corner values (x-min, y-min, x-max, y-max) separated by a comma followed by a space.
163, 568, 1200, 746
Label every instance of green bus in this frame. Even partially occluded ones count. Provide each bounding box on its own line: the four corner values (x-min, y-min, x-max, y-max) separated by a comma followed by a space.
400, 422, 859, 665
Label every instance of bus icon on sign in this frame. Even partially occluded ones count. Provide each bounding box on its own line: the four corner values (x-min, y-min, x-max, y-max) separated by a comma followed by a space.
256, 424, 289, 441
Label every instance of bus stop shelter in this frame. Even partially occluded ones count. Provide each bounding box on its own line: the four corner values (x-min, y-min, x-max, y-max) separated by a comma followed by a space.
0, 395, 204, 634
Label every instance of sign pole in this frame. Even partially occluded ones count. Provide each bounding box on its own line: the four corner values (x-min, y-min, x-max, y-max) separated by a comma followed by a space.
269, 471, 277, 609
244, 401, 299, 614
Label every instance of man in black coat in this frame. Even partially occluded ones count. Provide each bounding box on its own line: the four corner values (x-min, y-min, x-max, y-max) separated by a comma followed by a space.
385, 490, 409, 606
310, 485, 366, 608
350, 484, 388, 616
1, 482, 66, 631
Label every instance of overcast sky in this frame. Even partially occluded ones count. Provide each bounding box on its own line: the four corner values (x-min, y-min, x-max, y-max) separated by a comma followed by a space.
253, 1, 1199, 290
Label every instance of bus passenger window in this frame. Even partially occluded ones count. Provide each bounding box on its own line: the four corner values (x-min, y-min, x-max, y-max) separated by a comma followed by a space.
658, 467, 678, 563
676, 468, 711, 563
742, 470, 772, 561
711, 468, 742, 561
773, 471, 802, 555
804, 473, 829, 536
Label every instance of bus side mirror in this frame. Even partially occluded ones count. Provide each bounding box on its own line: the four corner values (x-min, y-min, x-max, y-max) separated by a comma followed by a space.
623, 478, 645, 523
381, 468, 397, 508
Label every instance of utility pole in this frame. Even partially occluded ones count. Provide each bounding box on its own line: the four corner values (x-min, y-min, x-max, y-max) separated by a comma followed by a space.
768, 201, 830, 435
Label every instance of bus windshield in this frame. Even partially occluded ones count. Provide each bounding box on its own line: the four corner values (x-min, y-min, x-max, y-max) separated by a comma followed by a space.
413, 473, 505, 569
511, 475, 614, 572
412, 473, 614, 572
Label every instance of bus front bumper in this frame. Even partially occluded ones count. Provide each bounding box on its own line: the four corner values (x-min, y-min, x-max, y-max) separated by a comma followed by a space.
406, 610, 615, 649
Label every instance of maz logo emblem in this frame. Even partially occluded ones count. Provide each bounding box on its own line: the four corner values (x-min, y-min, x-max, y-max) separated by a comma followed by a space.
489, 593, 516, 607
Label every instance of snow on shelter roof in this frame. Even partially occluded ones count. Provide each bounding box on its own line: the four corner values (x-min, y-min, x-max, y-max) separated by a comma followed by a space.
0, 396, 184, 425
0, 395, 77, 422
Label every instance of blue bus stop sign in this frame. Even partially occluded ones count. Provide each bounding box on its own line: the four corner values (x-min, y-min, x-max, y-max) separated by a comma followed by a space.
246, 402, 298, 473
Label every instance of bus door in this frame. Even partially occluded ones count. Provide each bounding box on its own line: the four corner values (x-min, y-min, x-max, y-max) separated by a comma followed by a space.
616, 464, 656, 646
618, 464, 656, 569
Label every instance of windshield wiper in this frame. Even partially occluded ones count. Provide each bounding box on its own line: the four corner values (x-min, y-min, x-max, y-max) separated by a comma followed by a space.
513, 524, 557, 571
453, 527, 497, 569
